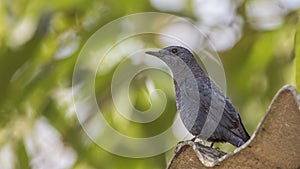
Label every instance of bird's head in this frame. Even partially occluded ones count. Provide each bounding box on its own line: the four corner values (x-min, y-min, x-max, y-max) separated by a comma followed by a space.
146, 46, 200, 78
146, 46, 195, 63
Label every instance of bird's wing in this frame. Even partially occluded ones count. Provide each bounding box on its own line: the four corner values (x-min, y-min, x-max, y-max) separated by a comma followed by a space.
211, 83, 250, 141
180, 76, 247, 139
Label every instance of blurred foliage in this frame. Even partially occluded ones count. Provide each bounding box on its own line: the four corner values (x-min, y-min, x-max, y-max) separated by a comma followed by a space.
0, 0, 299, 169
295, 19, 300, 90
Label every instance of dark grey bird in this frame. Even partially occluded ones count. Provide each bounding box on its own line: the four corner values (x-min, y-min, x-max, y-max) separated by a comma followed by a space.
146, 46, 250, 147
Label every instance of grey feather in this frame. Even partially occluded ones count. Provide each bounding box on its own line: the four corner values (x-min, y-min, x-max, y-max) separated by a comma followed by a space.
146, 46, 250, 147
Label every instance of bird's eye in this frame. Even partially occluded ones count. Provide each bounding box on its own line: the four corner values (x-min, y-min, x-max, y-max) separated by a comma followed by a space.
171, 48, 178, 54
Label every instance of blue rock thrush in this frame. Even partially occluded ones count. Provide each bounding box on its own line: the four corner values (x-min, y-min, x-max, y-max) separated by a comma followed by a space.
146, 46, 250, 147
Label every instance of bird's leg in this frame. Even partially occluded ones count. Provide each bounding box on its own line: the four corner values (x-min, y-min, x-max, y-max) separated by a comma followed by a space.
210, 142, 215, 148
190, 137, 197, 142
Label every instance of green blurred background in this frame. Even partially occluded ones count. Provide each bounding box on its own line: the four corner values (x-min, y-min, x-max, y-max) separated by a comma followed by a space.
0, 0, 299, 169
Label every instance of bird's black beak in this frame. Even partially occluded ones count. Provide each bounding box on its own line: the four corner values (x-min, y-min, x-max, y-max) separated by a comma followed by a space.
145, 50, 164, 58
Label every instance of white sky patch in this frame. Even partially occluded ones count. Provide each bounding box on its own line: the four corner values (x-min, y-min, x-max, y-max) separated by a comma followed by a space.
53, 87, 76, 119
0, 144, 15, 169
55, 30, 81, 60
150, 0, 186, 12
24, 118, 77, 169
246, 0, 285, 30
207, 18, 243, 51
160, 20, 205, 50
246, 0, 300, 30
193, 0, 237, 26
8, 16, 37, 49
281, 0, 300, 10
